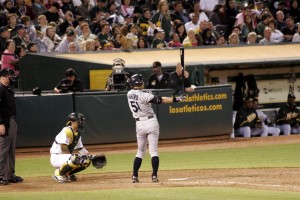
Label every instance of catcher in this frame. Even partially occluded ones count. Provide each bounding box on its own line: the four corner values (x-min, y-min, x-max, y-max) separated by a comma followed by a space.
50, 112, 106, 183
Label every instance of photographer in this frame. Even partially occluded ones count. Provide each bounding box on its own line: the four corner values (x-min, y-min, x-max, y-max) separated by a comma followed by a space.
54, 68, 83, 93
105, 58, 131, 91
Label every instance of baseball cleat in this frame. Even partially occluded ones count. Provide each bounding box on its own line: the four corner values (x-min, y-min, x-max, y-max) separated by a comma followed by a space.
52, 169, 68, 183
152, 176, 159, 183
69, 174, 77, 181
132, 176, 139, 183
0, 178, 8, 186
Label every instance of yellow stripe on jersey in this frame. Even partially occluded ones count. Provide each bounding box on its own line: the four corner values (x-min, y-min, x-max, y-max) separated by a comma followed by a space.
64, 127, 79, 144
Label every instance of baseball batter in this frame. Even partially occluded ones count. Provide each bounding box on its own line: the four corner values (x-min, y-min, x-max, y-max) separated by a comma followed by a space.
50, 112, 91, 183
127, 74, 185, 183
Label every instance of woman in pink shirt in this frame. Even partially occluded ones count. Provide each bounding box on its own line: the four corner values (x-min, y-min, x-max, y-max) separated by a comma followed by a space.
1, 39, 19, 75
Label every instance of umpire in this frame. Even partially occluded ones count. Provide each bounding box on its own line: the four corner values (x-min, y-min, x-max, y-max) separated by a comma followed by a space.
0, 69, 23, 186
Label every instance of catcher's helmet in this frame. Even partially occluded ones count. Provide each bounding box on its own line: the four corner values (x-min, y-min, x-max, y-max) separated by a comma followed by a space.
129, 74, 144, 87
67, 112, 85, 128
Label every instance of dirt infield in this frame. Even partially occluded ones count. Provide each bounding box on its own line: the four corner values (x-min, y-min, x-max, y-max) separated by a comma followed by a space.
3, 135, 300, 193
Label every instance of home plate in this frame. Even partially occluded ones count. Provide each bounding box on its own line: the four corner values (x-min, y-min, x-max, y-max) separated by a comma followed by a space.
168, 178, 192, 181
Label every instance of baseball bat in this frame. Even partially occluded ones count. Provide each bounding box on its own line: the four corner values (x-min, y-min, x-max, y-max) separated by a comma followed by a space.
180, 46, 185, 95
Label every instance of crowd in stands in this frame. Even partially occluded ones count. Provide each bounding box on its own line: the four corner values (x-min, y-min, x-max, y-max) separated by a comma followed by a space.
0, 0, 300, 73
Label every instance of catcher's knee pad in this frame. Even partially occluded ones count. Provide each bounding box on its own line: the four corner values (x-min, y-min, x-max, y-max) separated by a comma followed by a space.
59, 154, 91, 176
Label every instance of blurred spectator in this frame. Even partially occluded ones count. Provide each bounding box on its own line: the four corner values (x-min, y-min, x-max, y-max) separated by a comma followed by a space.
100, 39, 113, 50
236, 6, 252, 29
43, 2, 61, 24
36, 14, 49, 34
168, 32, 182, 47
147, 61, 169, 89
126, 23, 138, 48
2, 0, 16, 14
188, 1, 208, 24
20, 15, 37, 41
175, 22, 186, 44
6, 13, 18, 38
60, 0, 78, 17
1, 39, 19, 75
30, 0, 47, 21
228, 32, 239, 45
136, 7, 151, 38
182, 28, 198, 47
209, 4, 227, 27
82, 38, 95, 51
77, 22, 97, 49
14, 0, 33, 19
292, 22, 300, 42
268, 19, 284, 43
200, 0, 220, 17
56, 29, 79, 52
89, 0, 108, 22
170, 1, 190, 24
12, 24, 30, 49
14, 45, 27, 59
259, 26, 272, 44
93, 37, 101, 50
97, 23, 111, 41
276, 93, 300, 135
54, 68, 83, 93
241, 14, 255, 40
74, 17, 88, 36
149, 0, 171, 42
42, 25, 62, 52
34, 25, 47, 52
273, 1, 289, 17
246, 31, 258, 44
27, 42, 38, 53
275, 10, 286, 31
119, 0, 134, 18
45, 0, 56, 9
290, 0, 300, 23
151, 28, 167, 48
281, 16, 297, 42
68, 41, 79, 52
202, 28, 216, 45
107, 1, 124, 25
77, 0, 93, 20
216, 34, 226, 45
185, 12, 199, 32
58, 10, 77, 35
225, 0, 238, 23
137, 36, 148, 49
0, 26, 11, 59
256, 13, 272, 38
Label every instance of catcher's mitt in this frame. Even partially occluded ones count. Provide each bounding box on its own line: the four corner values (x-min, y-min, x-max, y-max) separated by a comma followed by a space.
91, 154, 107, 169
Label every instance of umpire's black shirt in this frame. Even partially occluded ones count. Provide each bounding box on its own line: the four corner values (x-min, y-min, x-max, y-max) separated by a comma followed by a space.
0, 83, 16, 130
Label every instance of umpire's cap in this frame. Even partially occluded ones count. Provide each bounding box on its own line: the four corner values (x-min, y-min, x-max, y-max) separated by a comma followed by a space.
288, 93, 296, 99
243, 97, 253, 102
0, 68, 15, 77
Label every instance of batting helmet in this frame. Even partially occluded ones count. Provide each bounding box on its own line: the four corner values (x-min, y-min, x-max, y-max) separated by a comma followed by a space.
129, 74, 144, 87
67, 112, 85, 128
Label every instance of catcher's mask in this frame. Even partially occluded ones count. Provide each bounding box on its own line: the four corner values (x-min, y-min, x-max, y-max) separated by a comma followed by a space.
129, 74, 144, 88
66, 112, 85, 128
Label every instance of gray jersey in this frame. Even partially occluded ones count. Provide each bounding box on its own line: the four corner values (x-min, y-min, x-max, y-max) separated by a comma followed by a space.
127, 89, 156, 119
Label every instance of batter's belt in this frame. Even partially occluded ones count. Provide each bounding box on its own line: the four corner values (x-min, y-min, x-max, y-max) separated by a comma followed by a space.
135, 115, 154, 121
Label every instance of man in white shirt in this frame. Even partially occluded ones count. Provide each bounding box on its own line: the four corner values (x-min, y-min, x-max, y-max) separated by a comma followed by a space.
185, 13, 199, 31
